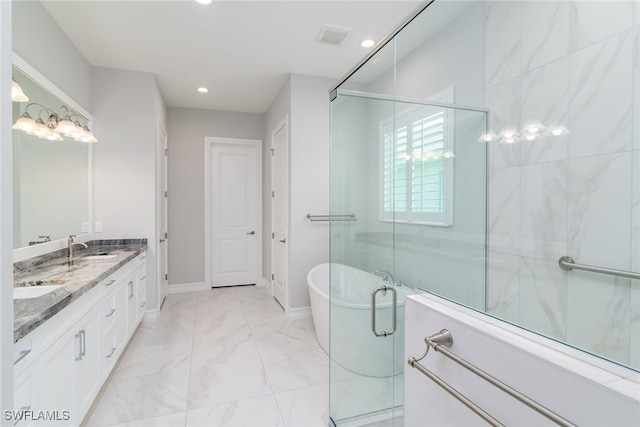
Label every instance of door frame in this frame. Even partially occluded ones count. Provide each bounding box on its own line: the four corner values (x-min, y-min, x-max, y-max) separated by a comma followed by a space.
270, 116, 289, 306
204, 137, 262, 288
156, 124, 168, 309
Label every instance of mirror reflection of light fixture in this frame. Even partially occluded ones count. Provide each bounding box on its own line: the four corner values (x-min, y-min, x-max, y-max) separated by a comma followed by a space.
12, 103, 98, 142
478, 130, 497, 142
543, 124, 570, 137
480, 120, 569, 144
11, 78, 29, 102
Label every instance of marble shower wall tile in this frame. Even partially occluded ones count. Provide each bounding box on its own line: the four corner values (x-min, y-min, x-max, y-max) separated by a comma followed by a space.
569, 0, 633, 54
633, 151, 640, 273
520, 57, 569, 165
568, 152, 633, 271
485, 0, 521, 88
520, 160, 567, 261
630, 279, 640, 368
486, 251, 520, 323
567, 272, 631, 365
519, 256, 567, 341
486, 78, 521, 169
634, 28, 640, 151
568, 31, 633, 159
520, 0, 569, 73
488, 166, 520, 254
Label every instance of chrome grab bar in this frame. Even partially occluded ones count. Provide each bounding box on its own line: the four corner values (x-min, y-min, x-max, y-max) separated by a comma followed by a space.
559, 256, 640, 280
306, 214, 356, 222
371, 285, 397, 337
408, 329, 576, 427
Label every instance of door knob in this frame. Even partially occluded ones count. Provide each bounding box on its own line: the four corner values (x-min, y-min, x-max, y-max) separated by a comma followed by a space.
246, 231, 255, 235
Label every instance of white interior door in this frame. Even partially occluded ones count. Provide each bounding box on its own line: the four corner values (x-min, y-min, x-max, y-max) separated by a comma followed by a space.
271, 118, 288, 307
158, 127, 168, 306
207, 139, 261, 287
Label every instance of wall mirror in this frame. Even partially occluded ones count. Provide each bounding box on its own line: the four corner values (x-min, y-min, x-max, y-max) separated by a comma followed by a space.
12, 55, 92, 249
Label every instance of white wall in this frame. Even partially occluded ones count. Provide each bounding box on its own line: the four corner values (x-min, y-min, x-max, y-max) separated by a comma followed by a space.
0, 0, 13, 418
289, 74, 333, 309
264, 74, 333, 310
91, 67, 165, 310
166, 107, 264, 286
12, 0, 91, 110
405, 293, 640, 426
264, 76, 291, 287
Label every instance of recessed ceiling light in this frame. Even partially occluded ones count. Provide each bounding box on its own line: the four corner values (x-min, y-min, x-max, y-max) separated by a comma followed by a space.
197, 87, 209, 94
361, 39, 375, 48
194, 0, 212, 5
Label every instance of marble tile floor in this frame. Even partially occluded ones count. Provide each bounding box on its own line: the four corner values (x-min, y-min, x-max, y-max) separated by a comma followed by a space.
81, 285, 331, 427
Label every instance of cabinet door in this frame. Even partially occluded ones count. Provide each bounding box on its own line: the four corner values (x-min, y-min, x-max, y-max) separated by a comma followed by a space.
136, 265, 147, 322
13, 366, 38, 427
126, 273, 137, 335
39, 331, 74, 426
72, 307, 101, 423
115, 280, 128, 351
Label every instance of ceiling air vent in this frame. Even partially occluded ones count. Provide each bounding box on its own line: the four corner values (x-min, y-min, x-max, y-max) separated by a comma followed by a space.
315, 24, 351, 46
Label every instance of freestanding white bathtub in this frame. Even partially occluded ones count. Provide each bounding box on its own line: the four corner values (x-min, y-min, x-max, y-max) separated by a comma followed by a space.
307, 263, 411, 377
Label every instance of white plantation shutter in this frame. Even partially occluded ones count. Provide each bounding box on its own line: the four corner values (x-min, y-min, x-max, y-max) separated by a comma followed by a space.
380, 88, 454, 226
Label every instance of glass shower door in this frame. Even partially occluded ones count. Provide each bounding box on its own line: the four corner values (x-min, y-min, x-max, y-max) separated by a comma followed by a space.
329, 90, 488, 425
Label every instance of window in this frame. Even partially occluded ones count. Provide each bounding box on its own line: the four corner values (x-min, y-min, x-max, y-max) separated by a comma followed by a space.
379, 88, 454, 226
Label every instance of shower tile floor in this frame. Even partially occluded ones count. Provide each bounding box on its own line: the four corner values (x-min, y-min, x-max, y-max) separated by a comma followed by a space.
81, 285, 331, 427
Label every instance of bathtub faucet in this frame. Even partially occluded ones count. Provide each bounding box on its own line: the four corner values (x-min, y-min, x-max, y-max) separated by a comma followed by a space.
371, 269, 394, 284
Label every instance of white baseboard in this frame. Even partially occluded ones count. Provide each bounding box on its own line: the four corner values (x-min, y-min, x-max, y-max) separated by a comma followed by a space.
261, 277, 272, 291
168, 282, 208, 294
287, 306, 312, 320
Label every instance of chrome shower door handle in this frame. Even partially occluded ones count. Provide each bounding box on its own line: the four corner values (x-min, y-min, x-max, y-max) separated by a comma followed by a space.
371, 285, 397, 337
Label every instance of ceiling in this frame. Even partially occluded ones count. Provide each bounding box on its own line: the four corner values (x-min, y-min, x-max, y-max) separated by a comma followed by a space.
41, 0, 424, 114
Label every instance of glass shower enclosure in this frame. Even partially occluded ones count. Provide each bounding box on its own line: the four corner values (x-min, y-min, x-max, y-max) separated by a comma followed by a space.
329, 88, 488, 426
328, 0, 640, 424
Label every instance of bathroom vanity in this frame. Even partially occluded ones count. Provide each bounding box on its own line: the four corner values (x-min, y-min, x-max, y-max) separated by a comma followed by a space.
12, 239, 147, 427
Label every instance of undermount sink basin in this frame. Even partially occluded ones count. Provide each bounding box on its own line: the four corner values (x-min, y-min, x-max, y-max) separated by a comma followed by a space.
82, 254, 116, 260
14, 285, 61, 299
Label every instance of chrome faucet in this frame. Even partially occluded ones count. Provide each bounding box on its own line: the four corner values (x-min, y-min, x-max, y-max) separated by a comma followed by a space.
371, 269, 394, 284
68, 234, 88, 262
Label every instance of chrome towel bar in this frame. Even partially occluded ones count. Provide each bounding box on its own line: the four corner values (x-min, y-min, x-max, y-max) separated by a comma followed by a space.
408, 329, 576, 427
559, 256, 640, 280
306, 214, 356, 222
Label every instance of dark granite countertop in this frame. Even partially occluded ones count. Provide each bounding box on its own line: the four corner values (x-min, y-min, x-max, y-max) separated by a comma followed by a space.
14, 239, 147, 343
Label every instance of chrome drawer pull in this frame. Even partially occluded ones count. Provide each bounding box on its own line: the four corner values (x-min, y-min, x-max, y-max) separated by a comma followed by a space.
106, 347, 116, 358
106, 308, 116, 318
13, 350, 31, 365
139, 302, 146, 308
105, 279, 116, 287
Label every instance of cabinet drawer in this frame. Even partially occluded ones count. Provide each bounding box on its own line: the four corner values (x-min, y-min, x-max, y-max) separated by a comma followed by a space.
101, 295, 118, 330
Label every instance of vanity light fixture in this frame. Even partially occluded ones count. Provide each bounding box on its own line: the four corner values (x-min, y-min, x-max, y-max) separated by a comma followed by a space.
12, 78, 29, 102
13, 103, 97, 142
194, 0, 212, 4
197, 87, 209, 93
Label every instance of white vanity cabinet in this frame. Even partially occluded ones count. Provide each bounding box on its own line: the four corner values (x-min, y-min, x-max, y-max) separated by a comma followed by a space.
13, 251, 148, 427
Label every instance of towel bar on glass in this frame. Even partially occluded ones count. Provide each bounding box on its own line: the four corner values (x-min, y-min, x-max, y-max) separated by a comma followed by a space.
306, 214, 356, 222
408, 329, 576, 427
558, 256, 640, 280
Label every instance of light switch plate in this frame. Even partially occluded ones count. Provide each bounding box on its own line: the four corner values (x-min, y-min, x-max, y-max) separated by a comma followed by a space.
95, 222, 103, 233
81, 222, 90, 233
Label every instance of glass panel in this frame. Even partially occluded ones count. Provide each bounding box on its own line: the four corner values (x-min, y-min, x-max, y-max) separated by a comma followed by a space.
330, 90, 487, 425
330, 93, 398, 425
